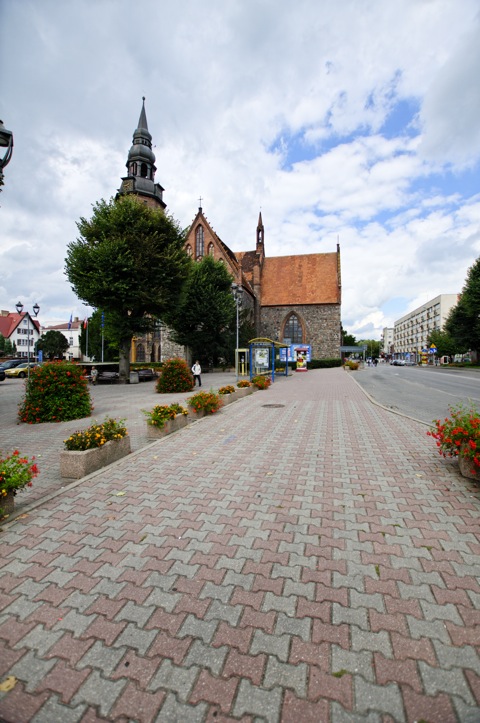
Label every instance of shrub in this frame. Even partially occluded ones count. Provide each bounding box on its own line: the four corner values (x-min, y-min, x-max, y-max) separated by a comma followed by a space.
252, 375, 271, 390
156, 358, 194, 393
18, 361, 93, 424
237, 380, 251, 388
218, 385, 236, 395
0, 450, 39, 517
64, 417, 127, 451
187, 390, 223, 415
309, 358, 343, 369
344, 360, 359, 370
143, 403, 188, 428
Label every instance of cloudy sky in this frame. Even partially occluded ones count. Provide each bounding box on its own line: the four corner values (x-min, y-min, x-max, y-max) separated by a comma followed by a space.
1, 0, 480, 340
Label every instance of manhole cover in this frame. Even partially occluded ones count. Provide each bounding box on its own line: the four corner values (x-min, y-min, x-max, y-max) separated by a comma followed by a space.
261, 404, 285, 408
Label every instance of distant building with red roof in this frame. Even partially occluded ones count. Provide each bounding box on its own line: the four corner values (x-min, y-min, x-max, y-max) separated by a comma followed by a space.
0, 310, 41, 359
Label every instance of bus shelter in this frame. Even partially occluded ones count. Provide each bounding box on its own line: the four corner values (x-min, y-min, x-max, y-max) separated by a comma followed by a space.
248, 338, 290, 382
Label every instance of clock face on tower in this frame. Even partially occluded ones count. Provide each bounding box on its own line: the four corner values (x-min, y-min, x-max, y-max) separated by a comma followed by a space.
122, 179, 134, 192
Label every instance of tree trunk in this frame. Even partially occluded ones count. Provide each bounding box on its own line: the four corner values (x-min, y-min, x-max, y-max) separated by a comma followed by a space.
118, 336, 131, 384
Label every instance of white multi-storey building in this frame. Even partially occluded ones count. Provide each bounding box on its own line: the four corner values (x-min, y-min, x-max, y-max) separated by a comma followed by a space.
393, 294, 458, 361
381, 327, 394, 357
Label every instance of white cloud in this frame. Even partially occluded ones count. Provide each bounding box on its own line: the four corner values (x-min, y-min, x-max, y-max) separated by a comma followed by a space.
1, 0, 479, 340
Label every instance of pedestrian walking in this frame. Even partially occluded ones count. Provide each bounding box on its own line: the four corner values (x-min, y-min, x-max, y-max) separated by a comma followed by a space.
191, 360, 202, 387
90, 366, 98, 385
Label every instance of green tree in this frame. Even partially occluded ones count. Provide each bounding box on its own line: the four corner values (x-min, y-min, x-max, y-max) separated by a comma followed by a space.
341, 327, 357, 346
65, 195, 190, 382
79, 311, 118, 362
427, 329, 459, 360
169, 255, 236, 367
444, 261, 480, 354
36, 330, 70, 360
359, 339, 381, 358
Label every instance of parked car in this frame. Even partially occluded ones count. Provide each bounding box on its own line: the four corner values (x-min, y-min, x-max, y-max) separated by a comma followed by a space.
0, 368, 5, 382
5, 362, 40, 378
0, 359, 24, 371
390, 359, 406, 366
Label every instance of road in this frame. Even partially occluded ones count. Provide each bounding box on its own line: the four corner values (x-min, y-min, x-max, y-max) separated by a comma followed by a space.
352, 363, 480, 424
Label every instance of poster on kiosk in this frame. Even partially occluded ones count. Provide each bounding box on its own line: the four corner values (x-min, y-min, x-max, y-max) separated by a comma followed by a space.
295, 347, 309, 372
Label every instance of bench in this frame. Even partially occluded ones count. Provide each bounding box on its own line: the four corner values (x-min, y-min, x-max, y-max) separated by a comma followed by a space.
97, 371, 119, 384
137, 369, 156, 381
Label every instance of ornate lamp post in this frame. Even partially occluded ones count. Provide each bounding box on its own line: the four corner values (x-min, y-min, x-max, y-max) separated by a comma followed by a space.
231, 283, 243, 381
0, 120, 14, 189
15, 302, 40, 379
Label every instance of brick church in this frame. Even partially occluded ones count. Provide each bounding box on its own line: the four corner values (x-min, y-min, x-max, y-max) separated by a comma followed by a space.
118, 100, 342, 363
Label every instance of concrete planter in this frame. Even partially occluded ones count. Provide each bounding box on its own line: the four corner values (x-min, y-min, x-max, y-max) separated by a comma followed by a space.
458, 450, 480, 481
234, 386, 253, 398
147, 414, 190, 439
1, 490, 15, 516
60, 436, 131, 479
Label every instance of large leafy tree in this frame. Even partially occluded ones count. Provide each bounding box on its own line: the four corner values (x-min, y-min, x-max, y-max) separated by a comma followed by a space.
169, 255, 236, 367
445, 260, 480, 355
65, 195, 190, 381
427, 329, 459, 360
36, 330, 70, 360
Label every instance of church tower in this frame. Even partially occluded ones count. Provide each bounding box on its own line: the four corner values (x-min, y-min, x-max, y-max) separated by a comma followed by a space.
118, 98, 166, 210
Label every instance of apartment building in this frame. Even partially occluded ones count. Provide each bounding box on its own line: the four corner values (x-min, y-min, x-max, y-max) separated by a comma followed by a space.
393, 294, 458, 361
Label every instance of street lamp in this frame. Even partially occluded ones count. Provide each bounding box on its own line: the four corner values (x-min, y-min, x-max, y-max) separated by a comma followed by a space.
15, 301, 40, 379
231, 283, 243, 381
0, 120, 14, 189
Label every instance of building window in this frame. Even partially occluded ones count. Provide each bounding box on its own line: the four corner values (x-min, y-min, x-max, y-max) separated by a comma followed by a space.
208, 242, 214, 257
186, 244, 192, 257
140, 163, 148, 178
136, 344, 145, 362
284, 313, 303, 344
195, 226, 204, 258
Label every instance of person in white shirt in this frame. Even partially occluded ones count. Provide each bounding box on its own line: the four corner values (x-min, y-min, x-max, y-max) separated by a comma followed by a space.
191, 361, 202, 387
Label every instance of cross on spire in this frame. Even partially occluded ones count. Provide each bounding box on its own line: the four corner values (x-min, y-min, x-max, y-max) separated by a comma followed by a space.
198, 196, 203, 210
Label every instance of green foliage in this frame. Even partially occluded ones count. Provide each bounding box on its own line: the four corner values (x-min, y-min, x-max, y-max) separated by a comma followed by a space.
426, 329, 459, 360
428, 402, 480, 469
0, 450, 39, 495
0, 334, 14, 356
252, 375, 271, 389
156, 357, 194, 393
218, 385, 236, 395
79, 311, 118, 362
344, 360, 359, 370
143, 403, 188, 428
64, 417, 127, 451
169, 255, 237, 366
187, 390, 223, 414
444, 261, 480, 354
341, 327, 357, 346
36, 330, 70, 359
18, 362, 93, 424
358, 339, 380, 358
65, 195, 190, 379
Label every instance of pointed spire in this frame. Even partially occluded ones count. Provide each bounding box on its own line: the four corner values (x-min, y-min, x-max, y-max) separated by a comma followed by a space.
137, 96, 148, 131
256, 210, 264, 250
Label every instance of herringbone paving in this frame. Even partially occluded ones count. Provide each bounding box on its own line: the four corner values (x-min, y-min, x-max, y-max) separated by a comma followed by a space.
0, 369, 479, 722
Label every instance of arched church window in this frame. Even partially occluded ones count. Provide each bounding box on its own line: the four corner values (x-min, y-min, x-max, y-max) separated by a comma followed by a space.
284, 313, 303, 344
196, 226, 204, 257
136, 344, 146, 362
186, 244, 192, 257
208, 243, 214, 257
140, 163, 148, 178
132, 163, 137, 176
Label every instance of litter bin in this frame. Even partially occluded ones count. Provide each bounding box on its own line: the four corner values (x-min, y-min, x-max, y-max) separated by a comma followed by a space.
129, 371, 139, 384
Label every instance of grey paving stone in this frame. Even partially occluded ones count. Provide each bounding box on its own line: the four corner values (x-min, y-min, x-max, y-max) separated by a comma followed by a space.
177, 614, 218, 643
115, 600, 155, 627
331, 645, 375, 681
330, 702, 382, 722
250, 630, 290, 662
275, 612, 311, 642
419, 600, 464, 625
418, 661, 476, 704
143, 588, 181, 612
283, 578, 315, 600
71, 669, 127, 717
354, 677, 405, 721
168, 561, 200, 579
77, 640, 126, 675
262, 592, 297, 616
222, 570, 254, 590
263, 657, 308, 697
183, 639, 228, 674
154, 692, 208, 723
204, 599, 242, 626
32, 694, 86, 723
148, 659, 199, 701
112, 622, 157, 654
407, 615, 453, 644
8, 649, 57, 693
271, 563, 302, 582
90, 579, 127, 598
333, 603, 369, 630
1, 597, 43, 621
62, 591, 98, 613
233, 679, 283, 723
350, 590, 385, 614
13, 624, 64, 656
451, 696, 480, 723
200, 581, 234, 603
53, 609, 96, 637
432, 640, 480, 674
351, 627, 392, 656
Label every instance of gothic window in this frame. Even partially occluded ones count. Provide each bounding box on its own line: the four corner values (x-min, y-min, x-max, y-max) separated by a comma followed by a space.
136, 343, 146, 362
196, 225, 204, 258
140, 163, 148, 178
284, 313, 303, 344
186, 244, 193, 257
208, 242, 214, 257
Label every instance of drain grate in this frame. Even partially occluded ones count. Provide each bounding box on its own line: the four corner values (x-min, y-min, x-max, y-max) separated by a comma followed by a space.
261, 404, 285, 408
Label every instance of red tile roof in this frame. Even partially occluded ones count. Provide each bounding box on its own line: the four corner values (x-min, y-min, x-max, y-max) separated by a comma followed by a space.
261, 253, 340, 306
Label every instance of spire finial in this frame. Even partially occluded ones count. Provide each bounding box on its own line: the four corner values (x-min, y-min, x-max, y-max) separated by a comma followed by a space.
199, 196, 203, 210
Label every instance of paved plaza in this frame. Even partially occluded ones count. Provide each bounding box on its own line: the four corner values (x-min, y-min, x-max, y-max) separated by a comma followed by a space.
0, 368, 479, 722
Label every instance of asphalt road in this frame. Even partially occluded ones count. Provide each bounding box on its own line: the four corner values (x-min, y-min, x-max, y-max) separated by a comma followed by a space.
352, 363, 480, 424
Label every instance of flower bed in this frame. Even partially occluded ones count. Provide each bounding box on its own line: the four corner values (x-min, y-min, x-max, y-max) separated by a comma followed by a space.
61, 417, 130, 479
0, 450, 38, 517
428, 402, 480, 480
252, 375, 271, 390
187, 390, 223, 416
143, 403, 190, 439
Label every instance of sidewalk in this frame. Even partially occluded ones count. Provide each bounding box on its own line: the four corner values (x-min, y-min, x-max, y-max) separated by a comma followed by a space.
0, 368, 479, 722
